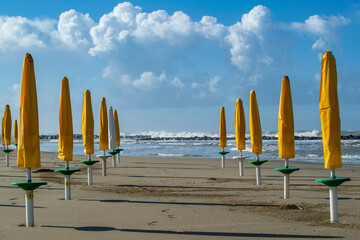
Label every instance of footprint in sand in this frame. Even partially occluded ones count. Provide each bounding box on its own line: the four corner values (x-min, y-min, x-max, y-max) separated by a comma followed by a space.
147, 221, 158, 225
161, 209, 170, 213
168, 214, 176, 219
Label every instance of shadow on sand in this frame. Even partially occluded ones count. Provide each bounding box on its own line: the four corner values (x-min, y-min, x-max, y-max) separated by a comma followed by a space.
77, 198, 280, 208
41, 225, 342, 238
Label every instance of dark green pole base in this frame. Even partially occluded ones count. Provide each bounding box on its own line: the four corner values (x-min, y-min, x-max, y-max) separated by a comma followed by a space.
54, 168, 80, 176
11, 182, 47, 191
274, 167, 300, 175
248, 160, 268, 166
315, 178, 351, 187
80, 160, 99, 166
218, 151, 230, 156
2, 149, 14, 154
108, 151, 118, 156
114, 148, 123, 154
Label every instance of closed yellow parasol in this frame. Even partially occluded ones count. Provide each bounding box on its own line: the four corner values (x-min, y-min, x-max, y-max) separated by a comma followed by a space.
80, 90, 98, 185
99, 97, 108, 151
278, 76, 295, 159
275, 76, 299, 199
4, 105, 11, 146
248, 90, 267, 185
249, 90, 262, 155
1, 117, 4, 143
81, 90, 94, 155
17, 53, 41, 169
315, 51, 351, 224
12, 53, 47, 227
58, 77, 73, 161
55, 77, 80, 200
320, 51, 341, 169
234, 98, 246, 151
114, 109, 120, 147
218, 106, 229, 168
219, 106, 227, 148
14, 119, 18, 144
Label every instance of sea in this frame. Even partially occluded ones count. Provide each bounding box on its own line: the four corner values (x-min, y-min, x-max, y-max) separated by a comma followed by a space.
37, 130, 360, 165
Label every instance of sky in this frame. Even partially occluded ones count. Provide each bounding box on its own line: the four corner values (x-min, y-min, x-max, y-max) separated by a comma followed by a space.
0, 0, 359, 134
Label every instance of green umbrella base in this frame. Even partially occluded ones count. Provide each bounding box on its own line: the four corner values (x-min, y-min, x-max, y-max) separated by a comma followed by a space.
108, 151, 118, 156
315, 177, 351, 187
114, 148, 123, 153
274, 167, 300, 175
218, 151, 230, 156
11, 182, 47, 191
80, 160, 99, 166
248, 160, 268, 166
2, 149, 13, 154
54, 168, 81, 176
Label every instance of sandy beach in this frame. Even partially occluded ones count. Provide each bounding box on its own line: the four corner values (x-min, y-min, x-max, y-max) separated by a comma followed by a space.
0, 151, 359, 239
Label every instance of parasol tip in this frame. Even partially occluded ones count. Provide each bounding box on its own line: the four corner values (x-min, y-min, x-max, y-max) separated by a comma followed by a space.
25, 53, 33, 60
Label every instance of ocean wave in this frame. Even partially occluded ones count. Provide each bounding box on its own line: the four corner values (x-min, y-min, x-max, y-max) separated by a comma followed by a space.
156, 153, 204, 158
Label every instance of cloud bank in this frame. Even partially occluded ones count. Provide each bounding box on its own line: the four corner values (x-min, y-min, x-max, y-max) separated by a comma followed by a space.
0, 1, 353, 107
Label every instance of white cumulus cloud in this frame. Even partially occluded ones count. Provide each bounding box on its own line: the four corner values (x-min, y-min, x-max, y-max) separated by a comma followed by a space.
132, 72, 166, 90
170, 77, 185, 88
89, 2, 141, 55
208, 76, 220, 92
225, 5, 294, 87
290, 14, 350, 50
226, 6, 274, 73
133, 10, 193, 43
53, 9, 95, 49
0, 16, 55, 50
0, 2, 353, 107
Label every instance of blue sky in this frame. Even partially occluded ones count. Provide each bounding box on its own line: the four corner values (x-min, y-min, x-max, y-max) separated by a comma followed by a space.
0, 0, 359, 134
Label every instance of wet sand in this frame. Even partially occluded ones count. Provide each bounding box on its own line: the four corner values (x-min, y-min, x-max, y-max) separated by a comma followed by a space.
0, 151, 359, 239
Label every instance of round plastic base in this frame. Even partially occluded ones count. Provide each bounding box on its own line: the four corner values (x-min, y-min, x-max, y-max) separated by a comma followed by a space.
218, 151, 230, 156
233, 156, 247, 160
274, 167, 300, 175
96, 155, 111, 160
54, 168, 80, 176
80, 160, 99, 166
11, 182, 47, 191
315, 177, 351, 187
248, 160, 268, 166
2, 149, 13, 154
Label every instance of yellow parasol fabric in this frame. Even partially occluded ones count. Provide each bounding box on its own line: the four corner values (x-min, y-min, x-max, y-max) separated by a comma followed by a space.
4, 105, 12, 145
1, 117, 4, 142
319, 51, 342, 169
81, 90, 94, 155
14, 119, 18, 143
58, 77, 73, 161
114, 109, 120, 147
17, 53, 41, 168
278, 76, 295, 159
249, 90, 262, 155
234, 98, 246, 150
219, 106, 227, 148
99, 97, 108, 150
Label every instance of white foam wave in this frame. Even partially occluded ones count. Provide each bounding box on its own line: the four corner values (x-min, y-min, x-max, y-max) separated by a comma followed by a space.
294, 129, 321, 138
124, 131, 219, 139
